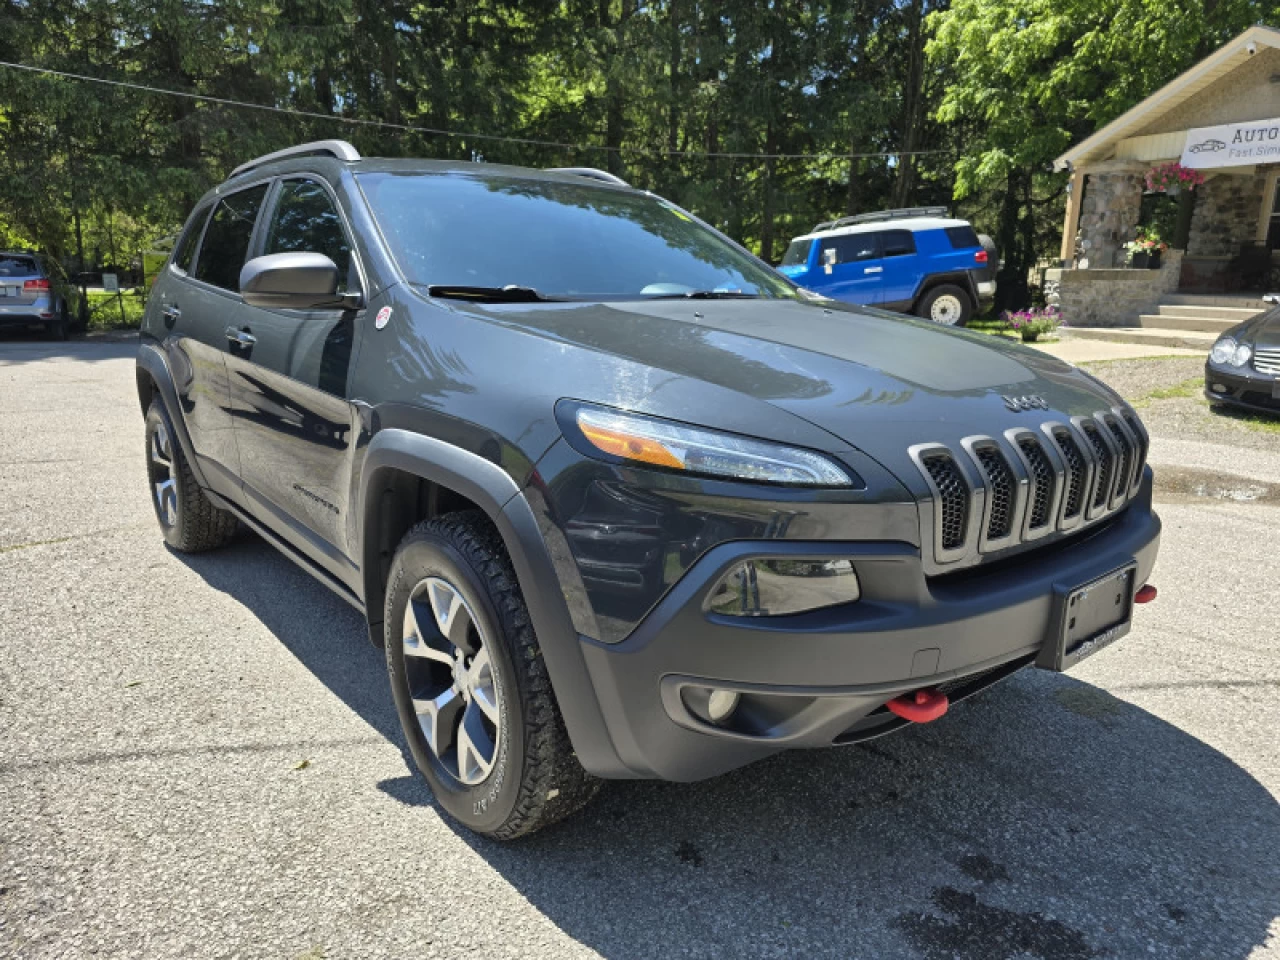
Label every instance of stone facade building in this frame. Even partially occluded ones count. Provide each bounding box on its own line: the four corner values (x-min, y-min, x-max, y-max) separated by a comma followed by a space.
1048, 26, 1280, 326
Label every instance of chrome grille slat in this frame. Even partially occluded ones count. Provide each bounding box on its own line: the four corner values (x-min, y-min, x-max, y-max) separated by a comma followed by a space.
913, 412, 1147, 567
1254, 348, 1280, 376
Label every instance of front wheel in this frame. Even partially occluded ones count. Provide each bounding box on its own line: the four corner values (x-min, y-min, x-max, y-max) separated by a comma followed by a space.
916, 284, 972, 326
385, 511, 599, 838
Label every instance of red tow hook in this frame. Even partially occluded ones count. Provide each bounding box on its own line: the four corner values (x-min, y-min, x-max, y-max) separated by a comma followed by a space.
1135, 583, 1158, 604
886, 688, 949, 723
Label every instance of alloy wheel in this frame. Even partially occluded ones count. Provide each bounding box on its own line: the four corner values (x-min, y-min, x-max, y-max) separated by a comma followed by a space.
149, 420, 178, 528
930, 294, 963, 325
402, 576, 501, 786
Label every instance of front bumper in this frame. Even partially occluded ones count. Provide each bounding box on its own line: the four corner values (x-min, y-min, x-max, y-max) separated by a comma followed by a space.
1205, 363, 1280, 415
577, 481, 1161, 781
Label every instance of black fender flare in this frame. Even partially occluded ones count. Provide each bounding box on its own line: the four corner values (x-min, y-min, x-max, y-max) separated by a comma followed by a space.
136, 342, 211, 490
913, 272, 980, 311
358, 428, 629, 778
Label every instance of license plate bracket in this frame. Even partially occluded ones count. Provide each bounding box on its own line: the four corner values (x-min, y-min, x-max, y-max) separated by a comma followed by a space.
1038, 563, 1136, 672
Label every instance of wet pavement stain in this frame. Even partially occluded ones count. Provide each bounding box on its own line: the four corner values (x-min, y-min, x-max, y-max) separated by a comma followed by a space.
1153, 466, 1280, 506
957, 853, 1011, 884
895, 887, 1097, 960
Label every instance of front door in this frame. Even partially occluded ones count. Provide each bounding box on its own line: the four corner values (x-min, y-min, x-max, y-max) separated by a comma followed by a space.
225, 177, 366, 584
157, 184, 270, 499
816, 232, 884, 304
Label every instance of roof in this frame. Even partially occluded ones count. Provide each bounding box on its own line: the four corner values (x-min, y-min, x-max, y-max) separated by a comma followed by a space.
792, 217, 971, 242
1054, 25, 1280, 171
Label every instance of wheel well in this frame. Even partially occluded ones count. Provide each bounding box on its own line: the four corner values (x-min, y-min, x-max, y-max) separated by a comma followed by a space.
915, 274, 974, 307
136, 369, 157, 417
362, 467, 486, 638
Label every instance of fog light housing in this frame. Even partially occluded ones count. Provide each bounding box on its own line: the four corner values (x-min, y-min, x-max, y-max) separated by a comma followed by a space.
706, 689, 740, 724
1211, 382, 1227, 393
705, 557, 860, 617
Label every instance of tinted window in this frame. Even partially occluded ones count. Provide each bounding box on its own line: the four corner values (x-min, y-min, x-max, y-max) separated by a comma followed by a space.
0, 255, 38, 277
174, 207, 210, 274
356, 171, 796, 299
264, 179, 355, 293
820, 232, 879, 265
780, 239, 812, 267
881, 230, 916, 257
194, 185, 268, 291
944, 225, 980, 249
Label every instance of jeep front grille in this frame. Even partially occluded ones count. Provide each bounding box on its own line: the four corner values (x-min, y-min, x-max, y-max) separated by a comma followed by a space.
912, 411, 1146, 567
920, 453, 969, 551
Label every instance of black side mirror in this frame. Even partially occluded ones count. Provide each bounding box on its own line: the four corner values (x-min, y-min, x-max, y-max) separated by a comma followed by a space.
239, 252, 361, 309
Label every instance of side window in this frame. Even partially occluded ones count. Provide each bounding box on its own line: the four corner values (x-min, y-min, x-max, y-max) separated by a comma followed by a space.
173, 206, 211, 274
193, 184, 268, 291
881, 230, 916, 257
944, 225, 980, 249
263, 179, 355, 293
821, 233, 880, 265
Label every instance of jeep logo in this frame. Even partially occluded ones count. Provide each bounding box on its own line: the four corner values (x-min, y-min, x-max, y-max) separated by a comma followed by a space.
1002, 394, 1049, 412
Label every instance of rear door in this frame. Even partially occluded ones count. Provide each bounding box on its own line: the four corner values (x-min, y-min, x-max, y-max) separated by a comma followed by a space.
154, 184, 270, 497
815, 232, 883, 304
878, 229, 924, 308
225, 176, 366, 580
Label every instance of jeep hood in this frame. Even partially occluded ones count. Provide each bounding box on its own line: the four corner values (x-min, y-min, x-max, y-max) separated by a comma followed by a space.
469, 297, 1122, 454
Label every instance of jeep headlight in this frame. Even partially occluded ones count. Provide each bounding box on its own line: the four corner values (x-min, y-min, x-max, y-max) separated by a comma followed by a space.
570, 404, 855, 487
1211, 337, 1252, 367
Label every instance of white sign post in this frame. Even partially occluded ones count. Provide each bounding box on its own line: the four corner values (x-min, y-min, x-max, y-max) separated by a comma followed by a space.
101, 273, 125, 326
1181, 117, 1280, 169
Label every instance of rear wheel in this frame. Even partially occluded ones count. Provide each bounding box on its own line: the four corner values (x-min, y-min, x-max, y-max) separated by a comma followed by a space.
144, 401, 239, 552
44, 311, 68, 341
916, 284, 972, 326
385, 511, 599, 838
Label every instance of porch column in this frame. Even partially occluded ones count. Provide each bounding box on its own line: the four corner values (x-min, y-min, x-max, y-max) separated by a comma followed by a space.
1059, 167, 1085, 265
1075, 163, 1145, 268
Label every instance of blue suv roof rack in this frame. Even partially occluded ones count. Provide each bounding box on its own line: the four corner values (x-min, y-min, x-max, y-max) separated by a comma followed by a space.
812, 206, 950, 233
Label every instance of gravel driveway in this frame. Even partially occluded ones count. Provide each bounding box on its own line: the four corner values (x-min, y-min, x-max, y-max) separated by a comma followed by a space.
1, 338, 1277, 960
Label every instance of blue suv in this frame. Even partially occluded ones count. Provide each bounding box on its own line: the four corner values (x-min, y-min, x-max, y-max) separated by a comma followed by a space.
778, 207, 995, 325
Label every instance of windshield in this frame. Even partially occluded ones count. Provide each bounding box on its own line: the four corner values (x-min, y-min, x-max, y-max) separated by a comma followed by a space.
356, 171, 796, 300
780, 239, 811, 267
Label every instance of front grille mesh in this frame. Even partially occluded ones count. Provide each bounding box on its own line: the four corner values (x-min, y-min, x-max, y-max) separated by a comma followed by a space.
1081, 422, 1114, 510
1054, 428, 1087, 519
1018, 436, 1055, 530
915, 412, 1144, 566
974, 446, 1015, 539
922, 454, 969, 551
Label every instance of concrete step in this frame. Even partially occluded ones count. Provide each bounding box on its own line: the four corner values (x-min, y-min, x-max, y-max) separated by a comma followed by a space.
1156, 303, 1262, 321
1139, 313, 1239, 333
1062, 326, 1218, 351
1161, 292, 1272, 310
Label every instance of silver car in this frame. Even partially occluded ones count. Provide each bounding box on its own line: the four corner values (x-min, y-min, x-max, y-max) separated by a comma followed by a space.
0, 252, 69, 339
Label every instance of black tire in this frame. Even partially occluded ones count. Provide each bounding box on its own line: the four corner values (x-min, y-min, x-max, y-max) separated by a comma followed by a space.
385, 511, 599, 838
915, 284, 973, 326
44, 311, 68, 341
144, 401, 239, 552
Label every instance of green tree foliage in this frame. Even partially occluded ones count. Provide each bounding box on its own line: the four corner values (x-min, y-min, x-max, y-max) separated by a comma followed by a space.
0, 0, 1276, 309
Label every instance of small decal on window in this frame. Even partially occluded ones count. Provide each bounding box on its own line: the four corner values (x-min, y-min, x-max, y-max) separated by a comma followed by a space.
375, 306, 393, 329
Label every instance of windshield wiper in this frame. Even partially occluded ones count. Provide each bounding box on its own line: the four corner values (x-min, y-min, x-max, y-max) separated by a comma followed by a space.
645, 290, 763, 300
425, 284, 564, 303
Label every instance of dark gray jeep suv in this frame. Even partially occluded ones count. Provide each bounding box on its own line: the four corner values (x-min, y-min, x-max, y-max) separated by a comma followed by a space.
137, 140, 1161, 838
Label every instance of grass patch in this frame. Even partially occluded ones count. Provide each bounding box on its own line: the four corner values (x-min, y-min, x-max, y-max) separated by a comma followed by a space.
1080, 355, 1197, 367
86, 289, 146, 329
1140, 377, 1203, 403
1214, 407, 1280, 435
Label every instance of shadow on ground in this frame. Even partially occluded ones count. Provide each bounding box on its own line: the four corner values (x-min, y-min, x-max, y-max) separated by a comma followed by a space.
181, 537, 1280, 960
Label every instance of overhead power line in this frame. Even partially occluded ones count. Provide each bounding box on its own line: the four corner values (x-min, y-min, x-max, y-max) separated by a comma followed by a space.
0, 59, 949, 162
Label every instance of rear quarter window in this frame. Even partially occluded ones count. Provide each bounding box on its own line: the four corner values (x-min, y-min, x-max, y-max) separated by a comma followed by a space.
944, 225, 981, 249
0, 255, 38, 277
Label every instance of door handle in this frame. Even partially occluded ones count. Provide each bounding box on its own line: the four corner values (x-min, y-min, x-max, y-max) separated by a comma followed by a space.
225, 326, 257, 347
863, 266, 883, 275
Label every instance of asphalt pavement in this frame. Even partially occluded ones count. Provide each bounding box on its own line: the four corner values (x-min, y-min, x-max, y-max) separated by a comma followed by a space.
1, 337, 1277, 960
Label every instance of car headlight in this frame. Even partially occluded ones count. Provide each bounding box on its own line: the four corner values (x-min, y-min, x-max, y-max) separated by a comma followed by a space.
706, 557, 861, 616
570, 404, 856, 486
1211, 337, 1252, 367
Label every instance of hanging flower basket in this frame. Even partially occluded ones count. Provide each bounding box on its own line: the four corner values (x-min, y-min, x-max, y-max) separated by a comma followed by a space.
1145, 162, 1205, 194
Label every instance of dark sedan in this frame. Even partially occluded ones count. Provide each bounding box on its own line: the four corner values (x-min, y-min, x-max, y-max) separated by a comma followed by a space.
1205, 295, 1280, 415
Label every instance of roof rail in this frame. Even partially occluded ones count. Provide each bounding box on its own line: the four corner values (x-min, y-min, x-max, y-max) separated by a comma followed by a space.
546, 167, 630, 187
230, 140, 362, 178
812, 206, 950, 233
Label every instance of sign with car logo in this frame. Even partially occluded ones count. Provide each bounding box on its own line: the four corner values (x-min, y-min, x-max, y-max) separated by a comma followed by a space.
1181, 116, 1280, 169
1002, 394, 1049, 412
